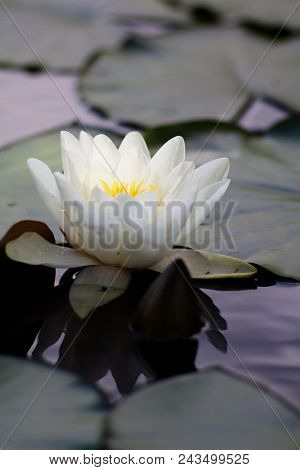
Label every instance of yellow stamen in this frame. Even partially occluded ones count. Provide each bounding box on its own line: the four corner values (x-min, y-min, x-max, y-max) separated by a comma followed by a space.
100, 179, 158, 198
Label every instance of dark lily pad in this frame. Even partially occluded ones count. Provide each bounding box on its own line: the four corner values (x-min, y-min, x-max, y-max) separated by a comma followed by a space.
80, 26, 300, 127
0, 356, 109, 449
108, 368, 300, 449
0, 0, 184, 71
80, 27, 247, 127
181, 0, 300, 31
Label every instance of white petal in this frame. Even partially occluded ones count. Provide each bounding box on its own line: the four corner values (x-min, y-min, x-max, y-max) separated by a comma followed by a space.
119, 195, 149, 229
89, 195, 169, 269
192, 158, 230, 190
133, 200, 189, 267
54, 172, 83, 202
85, 161, 116, 195
27, 158, 63, 226
178, 179, 231, 241
150, 136, 185, 179
90, 185, 115, 203
162, 184, 197, 245
119, 131, 150, 159
54, 173, 89, 250
162, 161, 195, 198
61, 131, 87, 183
135, 190, 159, 205
119, 245, 171, 269
79, 131, 94, 157
5, 232, 99, 268
116, 216, 171, 268
92, 134, 120, 170
61, 130, 86, 161
116, 146, 150, 182
68, 158, 85, 194
77, 197, 123, 266
123, 201, 188, 268
61, 131, 80, 152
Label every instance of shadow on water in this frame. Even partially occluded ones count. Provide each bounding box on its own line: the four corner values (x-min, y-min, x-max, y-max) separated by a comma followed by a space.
1, 237, 300, 407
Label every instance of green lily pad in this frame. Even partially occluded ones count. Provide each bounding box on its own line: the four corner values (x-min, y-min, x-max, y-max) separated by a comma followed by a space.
0, 0, 183, 71
108, 369, 300, 449
0, 356, 108, 449
146, 117, 300, 280
80, 26, 300, 127
0, 131, 61, 238
80, 27, 247, 127
181, 0, 300, 30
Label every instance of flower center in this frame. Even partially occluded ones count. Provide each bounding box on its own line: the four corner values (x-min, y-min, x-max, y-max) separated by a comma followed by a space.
100, 179, 158, 198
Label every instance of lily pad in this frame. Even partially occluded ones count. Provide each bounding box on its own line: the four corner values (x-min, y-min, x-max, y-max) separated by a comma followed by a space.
108, 368, 300, 449
0, 131, 60, 238
80, 26, 300, 127
0, 0, 183, 71
0, 221, 56, 357
0, 356, 108, 449
181, 0, 300, 30
150, 249, 257, 278
80, 27, 247, 127
146, 117, 300, 280
69, 265, 131, 318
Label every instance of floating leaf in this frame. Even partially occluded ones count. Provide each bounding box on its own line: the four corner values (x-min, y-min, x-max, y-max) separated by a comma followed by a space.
0, 356, 108, 449
69, 265, 131, 318
80, 28, 248, 127
108, 368, 300, 449
181, 0, 300, 30
150, 249, 257, 278
0, 0, 184, 71
6, 232, 99, 268
0, 221, 55, 356
0, 131, 61, 238
0, 220, 55, 252
0, 1, 121, 71
81, 26, 300, 127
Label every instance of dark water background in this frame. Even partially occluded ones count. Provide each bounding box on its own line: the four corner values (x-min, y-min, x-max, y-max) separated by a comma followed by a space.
32, 271, 299, 407
197, 283, 300, 408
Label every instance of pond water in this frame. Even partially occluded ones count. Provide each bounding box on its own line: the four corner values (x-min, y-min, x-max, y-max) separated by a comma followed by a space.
198, 283, 300, 408
27, 268, 299, 408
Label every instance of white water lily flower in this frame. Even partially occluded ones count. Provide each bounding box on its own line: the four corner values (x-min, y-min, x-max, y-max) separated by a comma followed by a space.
6, 131, 230, 269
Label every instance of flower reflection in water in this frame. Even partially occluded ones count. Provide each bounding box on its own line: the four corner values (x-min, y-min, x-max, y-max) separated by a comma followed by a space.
30, 263, 227, 401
